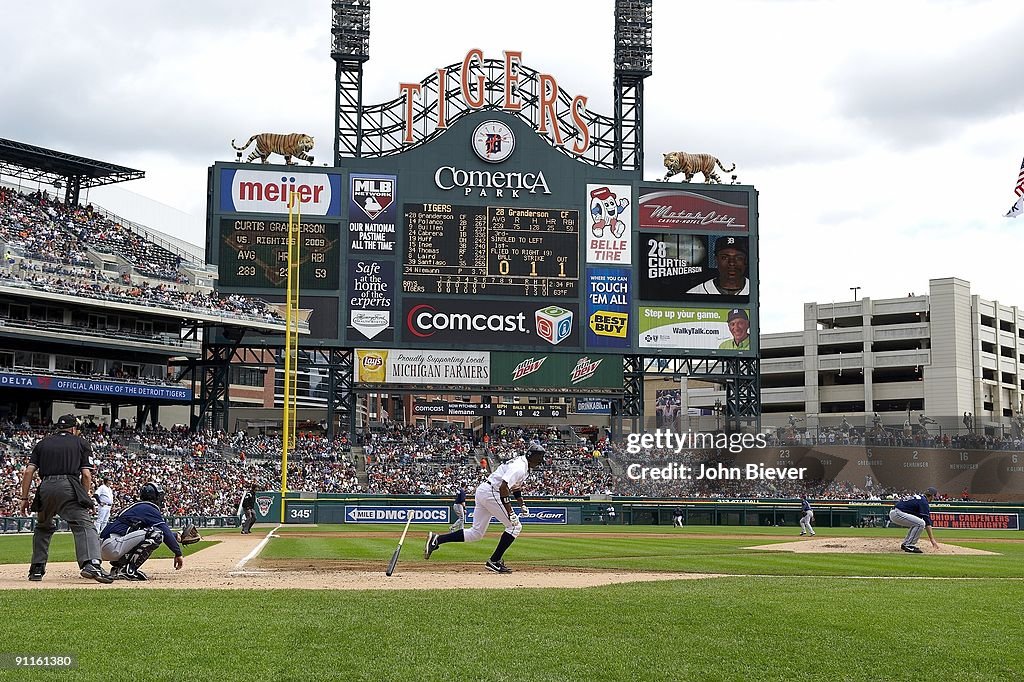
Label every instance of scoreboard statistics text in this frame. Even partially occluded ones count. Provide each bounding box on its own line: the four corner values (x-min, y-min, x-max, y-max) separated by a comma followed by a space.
219, 218, 341, 289
402, 203, 578, 297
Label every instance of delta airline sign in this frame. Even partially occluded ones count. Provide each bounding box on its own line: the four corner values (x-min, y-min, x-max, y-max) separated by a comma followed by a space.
399, 49, 592, 154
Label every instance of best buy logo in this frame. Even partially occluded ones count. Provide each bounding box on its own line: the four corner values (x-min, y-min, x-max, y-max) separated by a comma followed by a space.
589, 311, 628, 338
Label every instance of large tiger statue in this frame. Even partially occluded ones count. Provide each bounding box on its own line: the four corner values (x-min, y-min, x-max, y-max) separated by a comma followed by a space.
662, 152, 736, 183
231, 133, 315, 165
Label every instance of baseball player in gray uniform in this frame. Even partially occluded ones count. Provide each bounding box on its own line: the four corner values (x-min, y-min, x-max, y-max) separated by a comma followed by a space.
799, 495, 815, 536
448, 482, 468, 532
424, 443, 546, 573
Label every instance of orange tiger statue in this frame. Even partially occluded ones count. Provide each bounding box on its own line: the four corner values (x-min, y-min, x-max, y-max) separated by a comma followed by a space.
231, 133, 315, 165
662, 152, 736, 183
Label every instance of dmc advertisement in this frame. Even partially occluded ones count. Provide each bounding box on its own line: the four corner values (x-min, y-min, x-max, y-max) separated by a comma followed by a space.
354, 349, 491, 385
402, 298, 581, 349
638, 306, 754, 352
218, 167, 343, 216
347, 259, 395, 342
638, 188, 749, 232
586, 267, 631, 349
348, 173, 397, 253
586, 183, 632, 265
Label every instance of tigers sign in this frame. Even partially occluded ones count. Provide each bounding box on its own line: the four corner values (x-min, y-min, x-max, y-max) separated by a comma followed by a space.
399, 49, 591, 153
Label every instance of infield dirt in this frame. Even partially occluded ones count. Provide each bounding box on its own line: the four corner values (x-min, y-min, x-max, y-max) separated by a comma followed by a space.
0, 531, 999, 590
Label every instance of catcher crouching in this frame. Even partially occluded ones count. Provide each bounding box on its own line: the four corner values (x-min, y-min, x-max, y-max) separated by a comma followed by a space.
98, 482, 201, 581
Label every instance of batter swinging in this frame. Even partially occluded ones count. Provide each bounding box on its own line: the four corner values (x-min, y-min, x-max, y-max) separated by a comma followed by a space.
424, 442, 546, 574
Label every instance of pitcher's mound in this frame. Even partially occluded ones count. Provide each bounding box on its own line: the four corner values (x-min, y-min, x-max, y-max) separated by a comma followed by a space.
745, 537, 997, 555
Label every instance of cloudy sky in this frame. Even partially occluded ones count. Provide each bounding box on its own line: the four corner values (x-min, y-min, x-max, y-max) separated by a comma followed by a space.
2, 0, 1022, 333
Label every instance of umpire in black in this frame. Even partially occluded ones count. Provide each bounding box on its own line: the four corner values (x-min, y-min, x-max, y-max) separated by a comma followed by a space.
19, 415, 113, 583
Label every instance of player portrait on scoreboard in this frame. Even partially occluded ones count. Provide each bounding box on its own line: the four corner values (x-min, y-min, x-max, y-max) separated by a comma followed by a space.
639, 233, 750, 304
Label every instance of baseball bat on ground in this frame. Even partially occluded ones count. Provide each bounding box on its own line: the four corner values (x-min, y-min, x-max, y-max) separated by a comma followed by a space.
385, 510, 415, 577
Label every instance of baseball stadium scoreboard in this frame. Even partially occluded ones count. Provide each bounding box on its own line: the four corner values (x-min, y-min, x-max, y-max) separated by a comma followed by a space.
206, 50, 759, 394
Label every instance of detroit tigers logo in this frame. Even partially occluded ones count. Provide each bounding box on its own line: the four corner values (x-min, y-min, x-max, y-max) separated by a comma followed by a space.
485, 134, 503, 156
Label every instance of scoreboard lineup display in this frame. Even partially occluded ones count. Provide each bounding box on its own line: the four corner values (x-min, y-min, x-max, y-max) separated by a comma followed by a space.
207, 112, 758, 358
403, 204, 579, 297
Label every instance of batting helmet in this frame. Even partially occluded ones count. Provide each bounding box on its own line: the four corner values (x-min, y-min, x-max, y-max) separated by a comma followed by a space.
527, 442, 546, 461
139, 482, 166, 507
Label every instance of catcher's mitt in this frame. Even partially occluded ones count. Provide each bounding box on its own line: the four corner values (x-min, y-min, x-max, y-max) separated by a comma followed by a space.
177, 524, 203, 546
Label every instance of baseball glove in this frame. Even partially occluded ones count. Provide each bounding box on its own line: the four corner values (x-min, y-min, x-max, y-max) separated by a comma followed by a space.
177, 524, 203, 546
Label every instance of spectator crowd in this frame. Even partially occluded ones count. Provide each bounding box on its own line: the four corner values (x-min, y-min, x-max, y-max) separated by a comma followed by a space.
0, 419, 1008, 520
0, 187, 282, 323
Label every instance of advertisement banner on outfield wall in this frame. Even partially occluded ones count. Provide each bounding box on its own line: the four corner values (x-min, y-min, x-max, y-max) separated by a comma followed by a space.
466, 507, 568, 524
354, 349, 491, 385
491, 353, 623, 389
638, 306, 754, 354
218, 167, 343, 217
931, 512, 1019, 530
344, 506, 450, 524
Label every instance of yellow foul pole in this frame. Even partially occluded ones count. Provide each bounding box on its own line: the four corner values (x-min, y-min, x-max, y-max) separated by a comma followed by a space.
281, 191, 301, 522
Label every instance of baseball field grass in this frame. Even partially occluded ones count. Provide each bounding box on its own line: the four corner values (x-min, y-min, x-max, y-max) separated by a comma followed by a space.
2, 525, 1022, 681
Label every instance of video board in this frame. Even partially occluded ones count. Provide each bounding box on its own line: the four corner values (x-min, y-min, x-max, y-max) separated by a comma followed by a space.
207, 112, 758, 357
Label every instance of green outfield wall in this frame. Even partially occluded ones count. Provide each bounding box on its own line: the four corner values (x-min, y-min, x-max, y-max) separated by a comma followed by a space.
249, 492, 1024, 530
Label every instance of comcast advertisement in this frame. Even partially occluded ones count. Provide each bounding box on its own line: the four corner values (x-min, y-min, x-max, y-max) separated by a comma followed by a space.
638, 306, 755, 354
401, 298, 581, 350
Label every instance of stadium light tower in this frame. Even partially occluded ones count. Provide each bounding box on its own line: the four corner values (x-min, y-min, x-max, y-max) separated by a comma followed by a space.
332, 0, 371, 163
613, 0, 653, 171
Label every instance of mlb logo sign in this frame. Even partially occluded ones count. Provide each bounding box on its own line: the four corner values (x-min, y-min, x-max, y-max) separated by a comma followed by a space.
352, 176, 395, 221
536, 306, 572, 345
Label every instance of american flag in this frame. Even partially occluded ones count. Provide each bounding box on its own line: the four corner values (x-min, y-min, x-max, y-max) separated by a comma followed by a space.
1006, 156, 1024, 218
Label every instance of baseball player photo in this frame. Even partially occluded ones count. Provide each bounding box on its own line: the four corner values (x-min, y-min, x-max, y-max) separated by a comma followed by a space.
424, 442, 546, 574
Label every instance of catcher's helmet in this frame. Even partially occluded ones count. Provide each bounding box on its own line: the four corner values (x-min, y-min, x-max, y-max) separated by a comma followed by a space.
139, 482, 166, 507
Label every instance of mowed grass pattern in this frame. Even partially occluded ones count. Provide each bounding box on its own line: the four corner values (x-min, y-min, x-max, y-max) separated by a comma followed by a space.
2, 525, 1022, 681
261, 526, 1024, 578
2, 580, 1022, 681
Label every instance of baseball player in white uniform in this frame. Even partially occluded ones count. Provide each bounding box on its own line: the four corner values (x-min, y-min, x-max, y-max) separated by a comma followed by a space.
424, 443, 546, 574
94, 478, 114, 533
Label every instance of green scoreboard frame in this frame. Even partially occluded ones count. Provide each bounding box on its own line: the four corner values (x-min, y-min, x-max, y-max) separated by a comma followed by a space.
206, 111, 759, 357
